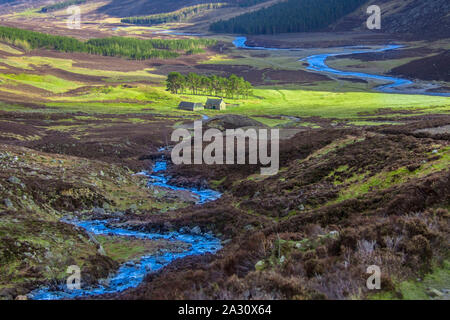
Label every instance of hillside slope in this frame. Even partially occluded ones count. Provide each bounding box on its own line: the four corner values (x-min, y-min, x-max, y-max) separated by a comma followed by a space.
332, 0, 450, 38
210, 0, 369, 34
95, 0, 217, 17
106, 122, 450, 300
0, 0, 50, 14
95, 0, 271, 17
390, 51, 450, 82
208, 0, 448, 38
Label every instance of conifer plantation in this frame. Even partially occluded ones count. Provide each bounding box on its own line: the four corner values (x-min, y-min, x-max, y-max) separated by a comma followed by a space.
0, 26, 216, 60
210, 0, 369, 34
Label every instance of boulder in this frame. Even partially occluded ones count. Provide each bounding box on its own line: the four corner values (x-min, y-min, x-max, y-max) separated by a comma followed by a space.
8, 176, 21, 184
191, 226, 202, 235
427, 288, 444, 298
92, 207, 106, 215
255, 260, 265, 271
4, 198, 14, 209
205, 114, 266, 130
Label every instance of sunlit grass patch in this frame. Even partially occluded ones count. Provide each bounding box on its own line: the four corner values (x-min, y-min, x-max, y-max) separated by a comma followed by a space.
297, 122, 321, 128
44, 102, 164, 114
0, 43, 23, 55
0, 56, 34, 70
0, 73, 83, 93
0, 132, 41, 141
0, 54, 162, 82
335, 146, 450, 203
96, 236, 189, 263
14, 8, 42, 17
370, 260, 450, 300
50, 84, 172, 102
202, 54, 233, 64
0, 86, 44, 99
234, 88, 450, 118
304, 135, 365, 162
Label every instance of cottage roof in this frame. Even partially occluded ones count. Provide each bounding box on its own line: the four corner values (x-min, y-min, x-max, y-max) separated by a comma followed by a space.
206, 98, 224, 104
179, 101, 202, 107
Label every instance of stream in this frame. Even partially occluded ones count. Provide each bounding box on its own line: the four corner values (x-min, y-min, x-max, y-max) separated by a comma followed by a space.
29, 156, 222, 300
233, 36, 450, 97
145, 157, 221, 204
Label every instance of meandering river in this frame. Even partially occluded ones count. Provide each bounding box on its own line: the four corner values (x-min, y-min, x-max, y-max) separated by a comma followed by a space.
233, 36, 450, 97
29, 157, 222, 300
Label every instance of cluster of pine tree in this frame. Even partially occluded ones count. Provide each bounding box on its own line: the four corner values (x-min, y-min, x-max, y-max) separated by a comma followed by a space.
40, 0, 86, 13
85, 37, 216, 59
166, 72, 253, 99
210, 0, 369, 34
0, 26, 216, 60
122, 3, 228, 26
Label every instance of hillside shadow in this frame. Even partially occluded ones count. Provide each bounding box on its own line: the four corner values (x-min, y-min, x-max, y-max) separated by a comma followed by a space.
95, 0, 220, 17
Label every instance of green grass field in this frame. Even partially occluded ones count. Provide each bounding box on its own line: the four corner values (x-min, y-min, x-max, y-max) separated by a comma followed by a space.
3, 83, 449, 119
0, 73, 83, 93
0, 41, 448, 120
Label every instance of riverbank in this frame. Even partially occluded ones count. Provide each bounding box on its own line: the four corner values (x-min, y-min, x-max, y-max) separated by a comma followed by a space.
233, 36, 450, 97
27, 152, 223, 300
29, 219, 221, 299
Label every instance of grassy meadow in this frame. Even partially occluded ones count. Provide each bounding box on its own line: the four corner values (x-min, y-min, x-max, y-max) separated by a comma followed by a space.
0, 42, 448, 120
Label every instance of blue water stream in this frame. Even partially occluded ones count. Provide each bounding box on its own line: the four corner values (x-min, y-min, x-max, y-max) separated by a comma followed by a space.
233, 36, 450, 97
145, 158, 221, 204
29, 157, 222, 300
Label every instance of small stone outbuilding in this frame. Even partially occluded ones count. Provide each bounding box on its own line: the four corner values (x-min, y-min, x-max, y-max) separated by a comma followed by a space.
205, 98, 226, 110
178, 101, 204, 111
